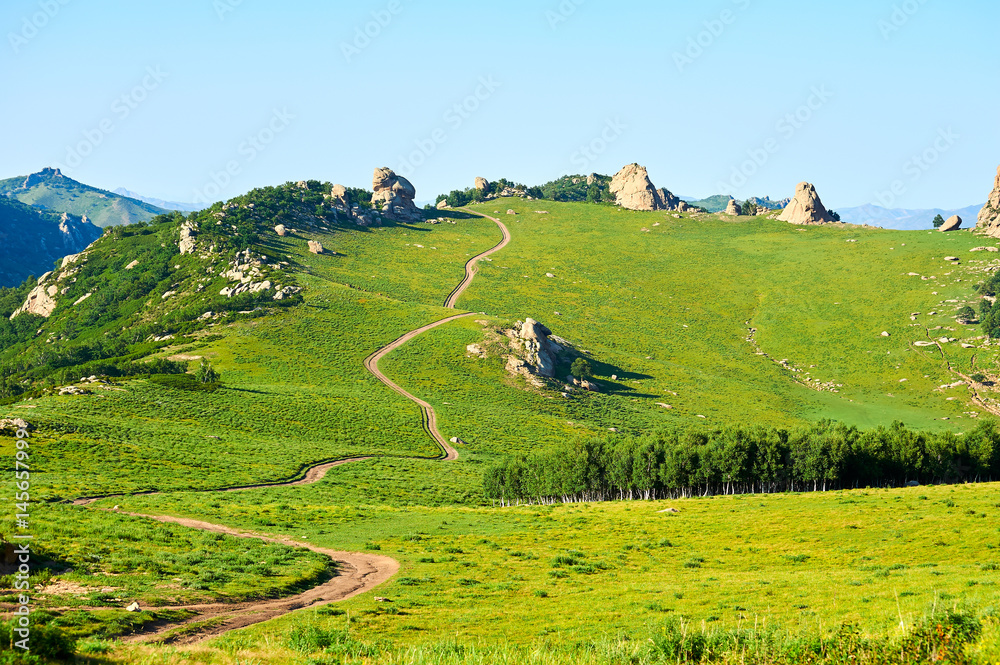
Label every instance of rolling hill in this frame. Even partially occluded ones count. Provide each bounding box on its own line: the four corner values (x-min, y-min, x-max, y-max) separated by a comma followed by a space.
0, 167, 170, 227
2, 181, 1000, 659
0, 196, 102, 287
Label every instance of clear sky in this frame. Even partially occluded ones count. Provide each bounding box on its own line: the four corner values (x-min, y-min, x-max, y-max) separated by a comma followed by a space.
2, 0, 997, 210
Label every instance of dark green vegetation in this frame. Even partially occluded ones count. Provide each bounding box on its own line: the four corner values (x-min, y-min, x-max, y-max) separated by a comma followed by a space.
434, 178, 542, 208
0, 196, 101, 287
935, 214, 947, 228
0, 168, 169, 228
485, 420, 1000, 504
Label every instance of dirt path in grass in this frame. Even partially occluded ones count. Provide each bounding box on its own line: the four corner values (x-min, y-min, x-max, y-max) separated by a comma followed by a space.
363, 210, 510, 461
108, 514, 399, 645
66, 210, 510, 644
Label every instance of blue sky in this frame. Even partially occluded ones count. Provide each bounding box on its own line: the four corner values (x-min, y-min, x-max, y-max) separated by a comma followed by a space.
1, 0, 997, 210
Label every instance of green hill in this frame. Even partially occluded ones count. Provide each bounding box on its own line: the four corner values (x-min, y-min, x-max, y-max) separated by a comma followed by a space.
3, 184, 1000, 658
0, 196, 102, 287
0, 167, 170, 227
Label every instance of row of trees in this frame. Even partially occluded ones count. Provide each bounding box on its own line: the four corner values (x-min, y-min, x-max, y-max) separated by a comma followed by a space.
483, 420, 1000, 505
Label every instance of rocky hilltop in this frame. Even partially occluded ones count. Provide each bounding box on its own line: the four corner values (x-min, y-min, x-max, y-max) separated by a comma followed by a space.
777, 182, 839, 225
609, 164, 687, 212
0, 168, 169, 228
977, 165, 1000, 237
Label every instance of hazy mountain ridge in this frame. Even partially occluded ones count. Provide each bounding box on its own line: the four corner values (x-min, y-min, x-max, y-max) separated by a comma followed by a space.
835, 203, 986, 230
0, 168, 170, 228
112, 187, 203, 212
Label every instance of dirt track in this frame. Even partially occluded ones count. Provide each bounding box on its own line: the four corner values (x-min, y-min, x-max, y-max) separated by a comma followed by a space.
70, 209, 510, 643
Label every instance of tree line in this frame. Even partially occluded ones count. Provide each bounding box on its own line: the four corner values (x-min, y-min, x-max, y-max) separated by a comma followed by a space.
483, 420, 1000, 505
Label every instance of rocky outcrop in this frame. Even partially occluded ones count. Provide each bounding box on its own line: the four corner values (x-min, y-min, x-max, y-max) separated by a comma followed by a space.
371, 168, 421, 222
587, 173, 598, 186
475, 177, 490, 192
725, 199, 740, 216
940, 215, 963, 232
609, 164, 688, 212
977, 166, 1000, 237
22, 167, 64, 190
10, 276, 58, 319
658, 188, 681, 211
330, 184, 349, 207
610, 164, 661, 211
777, 182, 838, 225
437, 200, 450, 210
178, 220, 198, 254
308, 241, 324, 254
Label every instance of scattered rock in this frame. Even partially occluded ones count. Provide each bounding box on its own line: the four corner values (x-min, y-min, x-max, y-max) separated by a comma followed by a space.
436, 200, 450, 209
881, 331, 890, 337
126, 602, 140, 612
940, 215, 963, 232
125, 260, 140, 270
944, 256, 960, 262
971, 246, 1000, 253
777, 182, 838, 225
308, 241, 324, 255
507, 209, 516, 215
274, 224, 287, 237
545, 273, 555, 278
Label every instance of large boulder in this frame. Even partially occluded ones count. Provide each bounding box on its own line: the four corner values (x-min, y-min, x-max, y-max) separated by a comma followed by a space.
977, 166, 1000, 237
940, 215, 963, 232
777, 182, 837, 225
725, 199, 740, 216
330, 184, 349, 208
474, 177, 490, 192
178, 220, 198, 254
504, 318, 565, 379
610, 164, 662, 211
371, 168, 421, 221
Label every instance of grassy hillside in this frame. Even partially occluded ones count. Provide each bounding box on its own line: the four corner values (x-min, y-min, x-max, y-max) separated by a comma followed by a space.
3, 190, 1000, 660
0, 168, 169, 227
0, 196, 101, 287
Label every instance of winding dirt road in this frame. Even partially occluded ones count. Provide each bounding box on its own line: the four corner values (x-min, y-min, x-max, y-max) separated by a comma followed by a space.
362, 210, 510, 461
68, 209, 510, 643
121, 515, 399, 645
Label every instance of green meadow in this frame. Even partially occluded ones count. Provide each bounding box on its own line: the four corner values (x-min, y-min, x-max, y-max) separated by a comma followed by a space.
3, 198, 1000, 661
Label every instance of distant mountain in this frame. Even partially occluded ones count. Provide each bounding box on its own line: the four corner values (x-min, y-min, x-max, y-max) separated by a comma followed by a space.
0, 168, 170, 228
112, 188, 203, 213
683, 195, 790, 213
836, 203, 985, 230
0, 196, 102, 288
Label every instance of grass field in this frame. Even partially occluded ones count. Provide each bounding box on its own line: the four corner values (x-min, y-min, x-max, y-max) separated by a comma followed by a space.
4, 199, 1000, 662
96, 480, 1000, 662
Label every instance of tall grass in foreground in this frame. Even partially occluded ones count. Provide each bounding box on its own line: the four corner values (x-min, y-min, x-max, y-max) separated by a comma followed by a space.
99, 609, 1000, 665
